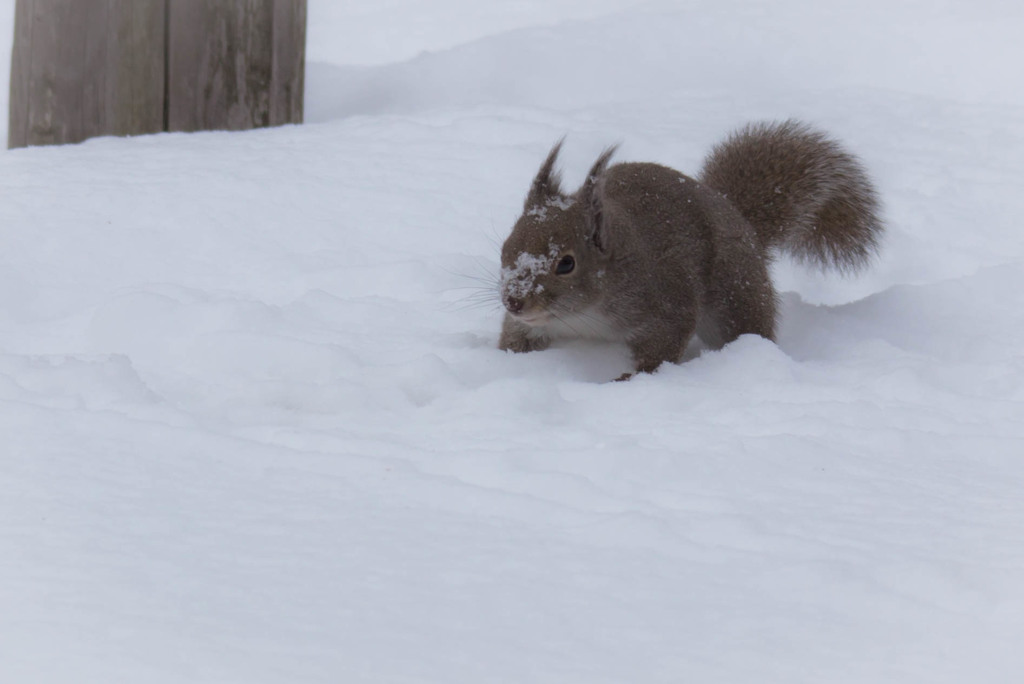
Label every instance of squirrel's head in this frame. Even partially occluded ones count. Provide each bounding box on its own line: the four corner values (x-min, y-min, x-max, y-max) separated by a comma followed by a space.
499, 141, 617, 326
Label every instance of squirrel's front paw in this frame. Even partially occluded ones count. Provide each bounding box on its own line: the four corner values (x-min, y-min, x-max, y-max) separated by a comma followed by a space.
499, 314, 549, 353
499, 331, 549, 353
499, 333, 531, 353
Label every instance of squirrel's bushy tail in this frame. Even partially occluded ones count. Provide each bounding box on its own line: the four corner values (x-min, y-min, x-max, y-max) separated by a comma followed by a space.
698, 120, 883, 273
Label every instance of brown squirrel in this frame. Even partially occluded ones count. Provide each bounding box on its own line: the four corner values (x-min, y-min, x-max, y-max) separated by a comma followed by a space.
497, 120, 883, 376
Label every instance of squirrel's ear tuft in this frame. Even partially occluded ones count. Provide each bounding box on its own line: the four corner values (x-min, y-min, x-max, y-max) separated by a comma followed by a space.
585, 145, 618, 185
583, 146, 617, 252
525, 138, 565, 209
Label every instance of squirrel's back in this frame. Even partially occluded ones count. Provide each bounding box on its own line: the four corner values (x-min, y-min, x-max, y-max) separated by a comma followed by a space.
698, 119, 883, 272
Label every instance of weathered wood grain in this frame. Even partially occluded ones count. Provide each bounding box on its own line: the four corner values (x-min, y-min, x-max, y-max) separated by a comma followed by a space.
8, 0, 165, 148
269, 0, 306, 127
167, 0, 305, 133
8, 0, 306, 148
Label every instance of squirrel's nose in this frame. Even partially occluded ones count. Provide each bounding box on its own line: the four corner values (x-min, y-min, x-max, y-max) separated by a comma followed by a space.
505, 296, 524, 314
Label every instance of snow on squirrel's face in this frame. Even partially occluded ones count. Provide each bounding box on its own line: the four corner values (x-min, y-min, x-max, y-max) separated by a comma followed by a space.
499, 196, 599, 326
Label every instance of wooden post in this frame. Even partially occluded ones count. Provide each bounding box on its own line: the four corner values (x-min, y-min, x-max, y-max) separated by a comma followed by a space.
166, 0, 306, 132
8, 0, 306, 149
8, 0, 165, 148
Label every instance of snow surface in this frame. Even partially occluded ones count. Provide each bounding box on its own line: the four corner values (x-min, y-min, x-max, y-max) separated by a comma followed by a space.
3, 1, 1024, 682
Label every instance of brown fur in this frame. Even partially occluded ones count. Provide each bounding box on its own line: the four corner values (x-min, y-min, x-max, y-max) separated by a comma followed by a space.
498, 120, 884, 375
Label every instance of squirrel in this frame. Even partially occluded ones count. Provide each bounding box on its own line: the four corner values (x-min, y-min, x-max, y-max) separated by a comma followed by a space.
497, 119, 883, 377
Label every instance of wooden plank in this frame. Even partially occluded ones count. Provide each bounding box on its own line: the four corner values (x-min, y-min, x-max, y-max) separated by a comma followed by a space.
270, 0, 306, 126
6, 0, 32, 148
7, 0, 165, 149
15, 0, 62, 147
167, 0, 306, 133
116, 0, 167, 136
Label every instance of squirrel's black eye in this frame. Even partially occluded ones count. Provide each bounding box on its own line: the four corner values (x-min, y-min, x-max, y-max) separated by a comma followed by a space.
555, 255, 576, 275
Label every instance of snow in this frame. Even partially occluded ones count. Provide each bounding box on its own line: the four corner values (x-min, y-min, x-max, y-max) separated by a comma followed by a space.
2, 1, 1024, 682
502, 249, 558, 298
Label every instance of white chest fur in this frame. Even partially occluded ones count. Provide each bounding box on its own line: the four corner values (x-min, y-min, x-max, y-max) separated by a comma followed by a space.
528, 306, 624, 343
